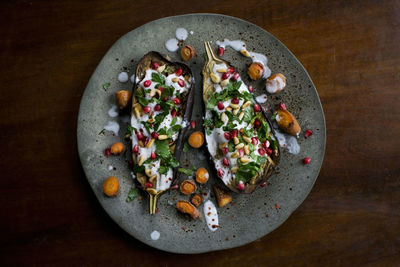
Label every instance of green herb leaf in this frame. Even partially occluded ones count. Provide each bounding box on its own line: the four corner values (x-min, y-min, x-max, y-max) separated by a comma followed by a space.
159, 166, 169, 174
171, 118, 177, 126
151, 73, 165, 84
102, 83, 110, 91
126, 188, 139, 202
127, 125, 136, 135
178, 167, 196, 176
98, 129, 105, 135
183, 142, 189, 152
155, 139, 171, 159
172, 124, 182, 132
137, 96, 149, 106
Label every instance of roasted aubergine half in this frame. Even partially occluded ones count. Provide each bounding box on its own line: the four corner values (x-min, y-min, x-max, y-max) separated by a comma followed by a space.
202, 42, 280, 193
131, 52, 194, 213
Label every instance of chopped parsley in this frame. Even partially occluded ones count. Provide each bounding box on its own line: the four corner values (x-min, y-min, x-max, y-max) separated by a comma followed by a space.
126, 188, 139, 202
102, 83, 110, 91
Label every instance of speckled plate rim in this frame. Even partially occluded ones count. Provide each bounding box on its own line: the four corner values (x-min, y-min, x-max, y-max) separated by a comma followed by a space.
77, 13, 326, 254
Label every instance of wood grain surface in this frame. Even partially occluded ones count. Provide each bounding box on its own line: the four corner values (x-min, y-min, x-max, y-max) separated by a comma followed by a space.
1, 0, 399, 266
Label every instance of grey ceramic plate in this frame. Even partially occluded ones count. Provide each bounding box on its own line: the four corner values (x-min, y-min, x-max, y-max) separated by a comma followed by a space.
77, 13, 325, 254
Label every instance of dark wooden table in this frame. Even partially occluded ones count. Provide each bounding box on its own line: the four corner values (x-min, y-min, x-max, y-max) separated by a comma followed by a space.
1, 0, 399, 266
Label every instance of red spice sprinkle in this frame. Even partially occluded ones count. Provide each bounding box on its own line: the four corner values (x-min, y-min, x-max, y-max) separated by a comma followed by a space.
211, 225, 219, 229
155, 208, 159, 214
182, 226, 186, 231
226, 237, 230, 241
266, 214, 269, 218
207, 212, 211, 216
138, 196, 142, 201
104, 148, 111, 157
171, 185, 179, 190
275, 203, 280, 209
260, 182, 267, 187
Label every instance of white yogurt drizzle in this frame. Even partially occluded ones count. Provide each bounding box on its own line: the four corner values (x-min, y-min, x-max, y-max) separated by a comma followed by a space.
118, 71, 129, 83
266, 75, 286, 94
203, 200, 219, 232
175, 28, 188, 41
150, 230, 160, 240
104, 121, 120, 135
131, 68, 191, 192
130, 74, 136, 83
255, 94, 268, 104
274, 130, 300, 154
216, 39, 271, 79
108, 105, 118, 117
165, 38, 179, 52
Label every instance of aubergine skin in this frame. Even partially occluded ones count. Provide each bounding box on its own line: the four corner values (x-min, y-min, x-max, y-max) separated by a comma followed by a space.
131, 51, 195, 192
202, 43, 280, 194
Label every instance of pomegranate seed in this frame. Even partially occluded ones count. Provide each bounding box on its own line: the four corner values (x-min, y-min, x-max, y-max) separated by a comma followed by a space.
251, 137, 258, 145
222, 147, 229, 154
253, 104, 261, 112
104, 148, 111, 157
260, 182, 267, 187
224, 132, 231, 140
237, 181, 245, 191
231, 72, 240, 81
239, 148, 244, 157
217, 102, 224, 110
304, 129, 313, 138
175, 68, 183, 76
249, 86, 254, 93
221, 72, 230, 80
171, 184, 179, 190
158, 86, 165, 92
217, 47, 224, 56
136, 132, 143, 140
151, 62, 159, 70
171, 109, 177, 117
178, 79, 185, 87
266, 148, 273, 155
151, 132, 159, 139
163, 96, 169, 102
231, 98, 239, 104
258, 148, 266, 156
254, 119, 261, 128
145, 182, 153, 188
278, 102, 287, 110
143, 106, 151, 113
227, 67, 235, 74
150, 152, 157, 159
222, 158, 229, 166
143, 80, 151, 87
132, 145, 139, 153
263, 140, 270, 149
190, 120, 196, 129
231, 129, 238, 137
173, 97, 181, 105
217, 168, 225, 178
154, 104, 161, 111
303, 157, 311, 165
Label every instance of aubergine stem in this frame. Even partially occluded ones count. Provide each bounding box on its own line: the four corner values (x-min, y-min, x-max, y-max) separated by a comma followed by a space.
147, 191, 161, 214
204, 42, 224, 65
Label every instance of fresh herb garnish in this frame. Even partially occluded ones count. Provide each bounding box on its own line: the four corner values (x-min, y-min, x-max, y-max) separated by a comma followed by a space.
159, 165, 169, 174
98, 129, 105, 135
137, 96, 149, 106
151, 73, 165, 84
183, 142, 189, 152
126, 125, 136, 135
126, 188, 139, 202
178, 166, 196, 176
102, 83, 110, 91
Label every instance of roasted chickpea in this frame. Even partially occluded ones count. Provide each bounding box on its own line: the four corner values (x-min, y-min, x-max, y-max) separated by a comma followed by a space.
188, 131, 204, 148
247, 62, 265, 80
110, 142, 125, 155
115, 90, 131, 109
266, 73, 286, 94
180, 45, 196, 61
195, 167, 209, 184
103, 176, 119, 197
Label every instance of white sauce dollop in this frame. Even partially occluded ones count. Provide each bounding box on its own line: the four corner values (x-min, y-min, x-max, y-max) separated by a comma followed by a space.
108, 105, 118, 117
104, 121, 119, 135
175, 28, 188, 41
255, 94, 268, 103
189, 30, 194, 35
165, 38, 179, 52
274, 130, 300, 155
203, 200, 219, 232
130, 74, 136, 83
266, 75, 286, 93
118, 72, 129, 83
150, 230, 160, 240
107, 165, 113, 171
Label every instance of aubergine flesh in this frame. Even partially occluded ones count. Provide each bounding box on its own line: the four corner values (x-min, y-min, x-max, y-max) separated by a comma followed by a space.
131, 52, 195, 213
202, 42, 280, 193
